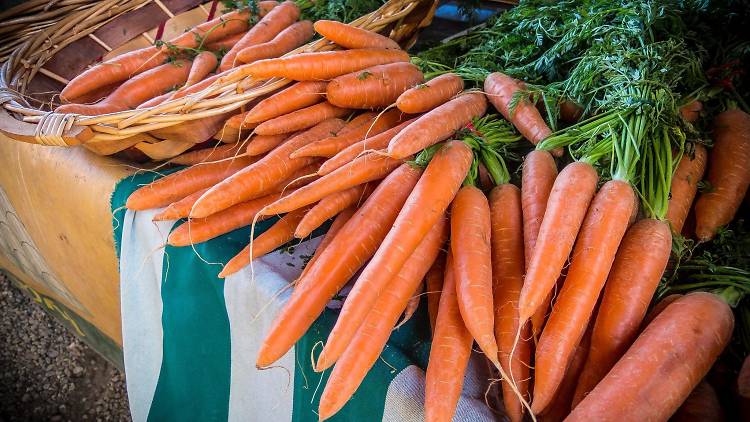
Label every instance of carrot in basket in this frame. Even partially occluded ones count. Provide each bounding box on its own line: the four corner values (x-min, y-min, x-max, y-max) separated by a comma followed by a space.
567, 292, 734, 422
185, 51, 218, 87
256, 164, 423, 368
326, 62, 424, 109
243, 81, 328, 124
57, 60, 192, 115
315, 141, 473, 370
242, 48, 410, 80
236, 20, 314, 64
169, 73, 220, 101
572, 218, 672, 407
245, 133, 291, 156
294, 183, 373, 238
451, 185, 498, 364
153, 188, 209, 221
254, 102, 350, 135
317, 216, 447, 420
220, 1, 301, 71
532, 179, 635, 414
386, 92, 487, 159
136, 91, 174, 109
298, 206, 355, 280
665, 144, 707, 233
694, 109, 750, 241
169, 3, 278, 50
395, 73, 464, 114
70, 82, 119, 105
313, 20, 400, 50
191, 118, 345, 217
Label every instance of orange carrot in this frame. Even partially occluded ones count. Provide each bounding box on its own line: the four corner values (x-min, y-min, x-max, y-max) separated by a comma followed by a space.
317, 217, 447, 419
559, 100, 583, 123
168, 3, 278, 50
665, 144, 708, 233
220, 1, 301, 71
294, 183, 372, 238
65, 82, 119, 105
386, 92, 487, 159
680, 100, 703, 123
224, 112, 259, 130
136, 90, 174, 109
313, 20, 400, 50
539, 326, 591, 422
169, 73, 220, 101
242, 48, 410, 80
694, 109, 750, 240
170, 142, 244, 165
338, 112, 378, 134
425, 253, 445, 334
236, 20, 314, 64
326, 62, 424, 109
316, 141, 473, 370
298, 206, 355, 280
532, 179, 635, 414
205, 31, 247, 51
254, 101, 350, 135
186, 51, 218, 87
572, 219, 672, 407
153, 188, 209, 221
672, 380, 725, 422
395, 73, 464, 114
243, 81, 328, 124
642, 294, 683, 327
245, 133, 292, 156
255, 164, 423, 367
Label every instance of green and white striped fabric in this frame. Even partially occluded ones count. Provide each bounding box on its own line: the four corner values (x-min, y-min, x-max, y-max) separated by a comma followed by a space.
112, 172, 497, 422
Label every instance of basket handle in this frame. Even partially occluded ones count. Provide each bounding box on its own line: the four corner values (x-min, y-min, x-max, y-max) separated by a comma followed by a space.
0, 107, 93, 146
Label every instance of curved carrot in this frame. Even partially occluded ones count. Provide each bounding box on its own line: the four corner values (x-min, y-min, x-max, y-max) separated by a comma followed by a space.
294, 183, 372, 238
395, 73, 464, 114
694, 109, 750, 240
532, 179, 635, 414
245, 133, 292, 156
665, 144, 708, 233
326, 62, 424, 109
316, 141, 473, 370
425, 253, 445, 334
254, 101, 350, 135
185, 51, 218, 87
153, 187, 209, 221
680, 100, 703, 123
566, 292, 733, 422
243, 81, 328, 124
313, 20, 400, 50
169, 3, 278, 49
572, 218, 671, 406
255, 164, 422, 367
170, 142, 245, 165
386, 92, 487, 159
236, 20, 314, 64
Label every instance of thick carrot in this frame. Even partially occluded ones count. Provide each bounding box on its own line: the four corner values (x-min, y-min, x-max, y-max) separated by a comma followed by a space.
386, 93, 487, 159
243, 81, 328, 124
245, 133, 291, 156
185, 51, 218, 87
168, 3, 278, 49
313, 20, 400, 50
126, 156, 252, 210
326, 63, 424, 109
291, 109, 402, 158
317, 217, 447, 419
56, 60, 191, 115
425, 253, 445, 334
254, 101, 350, 136
136, 90, 173, 109
572, 218, 672, 407
225, 112, 260, 130
642, 293, 682, 327
298, 206, 355, 280
484, 72, 552, 146
521, 150, 558, 340
242, 48, 410, 80
539, 327, 591, 422
450, 185, 498, 364
489, 184, 530, 422
665, 144, 708, 233
255, 164, 422, 367
220, 1, 301, 71
294, 183, 372, 238
680, 100, 703, 123
66, 82, 119, 105
219, 207, 309, 277
517, 161, 598, 324
316, 141, 473, 370
205, 31, 246, 51
694, 109, 750, 240
672, 380, 725, 422
532, 179, 635, 414
566, 292, 734, 422
395, 73, 464, 114
236, 20, 314, 64
153, 187, 209, 221
191, 118, 345, 217
424, 254, 474, 422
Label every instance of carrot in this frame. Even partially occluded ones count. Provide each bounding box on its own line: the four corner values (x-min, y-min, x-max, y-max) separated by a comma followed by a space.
450, 185, 498, 364
136, 90, 174, 109
395, 73, 464, 114
539, 326, 591, 422
694, 109, 750, 240
168, 3, 278, 50
153, 188, 209, 221
326, 63, 424, 109
67, 82, 119, 105
532, 179, 635, 413
680, 100, 703, 123
254, 102, 350, 136
572, 218, 672, 407
425, 253, 445, 334
521, 150, 558, 340
517, 161, 598, 324
242, 48, 410, 80
245, 133, 292, 156
315, 141, 473, 370
219, 206, 309, 277
291, 109, 402, 158
313, 20, 400, 50
566, 292, 734, 422
191, 118, 345, 217
338, 112, 378, 134
205, 31, 246, 51
424, 254, 474, 422
672, 380, 725, 422
386, 93, 487, 159
169, 73, 220, 101
317, 217, 447, 419
294, 183, 372, 238
220, 1, 301, 71
559, 100, 583, 123
740, 355, 750, 398
298, 206, 355, 280
317, 118, 416, 176
126, 156, 252, 210
57, 60, 192, 115
225, 112, 260, 130
242, 81, 328, 124
642, 293, 682, 327
236, 20, 314, 64
185, 51, 218, 87
255, 164, 422, 367
489, 184, 530, 422
665, 144, 708, 233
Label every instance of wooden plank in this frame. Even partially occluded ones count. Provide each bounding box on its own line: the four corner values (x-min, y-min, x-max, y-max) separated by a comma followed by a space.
92, 3, 169, 48
42, 37, 107, 80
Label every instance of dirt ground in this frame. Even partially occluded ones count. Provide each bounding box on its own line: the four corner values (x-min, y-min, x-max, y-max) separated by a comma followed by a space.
0, 273, 131, 421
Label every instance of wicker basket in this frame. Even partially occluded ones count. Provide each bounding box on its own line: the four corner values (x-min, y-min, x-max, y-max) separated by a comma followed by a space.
0, 0, 438, 159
